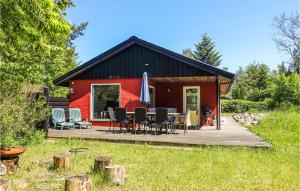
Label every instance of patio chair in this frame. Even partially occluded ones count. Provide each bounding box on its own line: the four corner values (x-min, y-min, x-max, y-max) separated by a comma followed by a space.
134, 108, 148, 134
115, 107, 130, 133
155, 108, 172, 135
51, 108, 75, 130
69, 108, 92, 129
147, 108, 156, 131
108, 107, 116, 132
167, 108, 177, 133
184, 110, 200, 132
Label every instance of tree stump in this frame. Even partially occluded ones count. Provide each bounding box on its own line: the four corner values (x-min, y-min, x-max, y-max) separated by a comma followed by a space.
0, 179, 12, 191
0, 157, 19, 174
53, 153, 71, 170
0, 164, 7, 176
104, 165, 127, 186
65, 175, 91, 191
93, 156, 112, 173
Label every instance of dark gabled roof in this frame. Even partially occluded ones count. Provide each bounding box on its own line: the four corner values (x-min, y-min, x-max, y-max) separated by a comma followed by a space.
54, 36, 235, 86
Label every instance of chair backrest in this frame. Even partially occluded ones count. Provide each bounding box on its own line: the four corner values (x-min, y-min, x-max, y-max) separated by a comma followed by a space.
148, 108, 156, 112
135, 108, 147, 123
52, 108, 66, 123
69, 108, 82, 122
115, 107, 127, 122
107, 107, 115, 120
185, 110, 199, 127
156, 108, 168, 124
167, 108, 177, 113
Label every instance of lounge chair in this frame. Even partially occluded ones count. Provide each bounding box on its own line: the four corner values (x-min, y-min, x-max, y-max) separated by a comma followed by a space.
184, 110, 200, 132
69, 108, 93, 129
52, 108, 75, 130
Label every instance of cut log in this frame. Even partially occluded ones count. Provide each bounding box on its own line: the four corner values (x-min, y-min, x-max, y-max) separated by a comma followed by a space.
0, 164, 7, 176
0, 157, 19, 174
0, 179, 12, 191
104, 164, 127, 186
53, 153, 71, 170
93, 156, 112, 173
65, 175, 91, 191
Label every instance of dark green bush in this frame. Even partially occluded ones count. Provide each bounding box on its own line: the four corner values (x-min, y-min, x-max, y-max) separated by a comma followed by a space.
0, 130, 45, 147
221, 99, 270, 113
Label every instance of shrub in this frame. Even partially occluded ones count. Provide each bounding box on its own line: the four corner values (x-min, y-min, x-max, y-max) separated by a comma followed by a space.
0, 83, 49, 147
0, 130, 45, 147
271, 73, 300, 106
221, 99, 269, 113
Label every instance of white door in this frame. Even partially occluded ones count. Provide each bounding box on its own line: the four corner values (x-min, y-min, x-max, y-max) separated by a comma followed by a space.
183, 86, 200, 113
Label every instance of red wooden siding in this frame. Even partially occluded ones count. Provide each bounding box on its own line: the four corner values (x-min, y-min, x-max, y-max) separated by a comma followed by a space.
69, 78, 215, 126
154, 82, 216, 125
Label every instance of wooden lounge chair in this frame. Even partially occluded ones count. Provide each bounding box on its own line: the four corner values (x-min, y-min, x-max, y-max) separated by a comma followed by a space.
69, 108, 93, 129
52, 108, 75, 130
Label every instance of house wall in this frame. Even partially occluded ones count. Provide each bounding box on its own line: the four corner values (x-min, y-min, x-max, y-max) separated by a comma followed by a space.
69, 78, 216, 126
69, 78, 153, 126
154, 81, 216, 125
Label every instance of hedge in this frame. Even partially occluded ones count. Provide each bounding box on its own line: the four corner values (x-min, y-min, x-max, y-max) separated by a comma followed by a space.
221, 99, 270, 113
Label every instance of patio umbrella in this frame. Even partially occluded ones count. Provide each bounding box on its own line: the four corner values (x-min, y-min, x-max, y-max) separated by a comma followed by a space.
140, 72, 150, 105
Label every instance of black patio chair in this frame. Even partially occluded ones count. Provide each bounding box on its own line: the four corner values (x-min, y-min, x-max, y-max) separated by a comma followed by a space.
134, 108, 148, 134
107, 107, 116, 132
155, 108, 171, 135
167, 108, 177, 133
147, 108, 156, 132
115, 107, 130, 133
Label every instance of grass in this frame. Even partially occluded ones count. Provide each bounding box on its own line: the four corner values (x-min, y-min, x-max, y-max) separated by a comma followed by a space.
4, 111, 300, 190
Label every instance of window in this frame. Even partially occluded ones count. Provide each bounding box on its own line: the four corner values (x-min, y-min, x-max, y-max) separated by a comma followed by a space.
91, 84, 120, 120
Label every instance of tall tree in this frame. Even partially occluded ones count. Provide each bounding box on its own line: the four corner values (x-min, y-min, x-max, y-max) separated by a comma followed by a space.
231, 62, 271, 101
273, 12, 300, 74
0, 0, 87, 96
183, 33, 222, 67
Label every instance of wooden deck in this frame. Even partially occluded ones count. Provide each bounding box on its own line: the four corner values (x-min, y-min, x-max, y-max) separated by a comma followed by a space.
48, 116, 271, 148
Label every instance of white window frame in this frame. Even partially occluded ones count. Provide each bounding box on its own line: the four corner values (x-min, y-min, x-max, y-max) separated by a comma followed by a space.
149, 85, 155, 107
183, 86, 200, 113
90, 83, 121, 121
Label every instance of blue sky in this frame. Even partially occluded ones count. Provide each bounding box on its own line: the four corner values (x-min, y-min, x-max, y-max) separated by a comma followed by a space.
67, 0, 299, 73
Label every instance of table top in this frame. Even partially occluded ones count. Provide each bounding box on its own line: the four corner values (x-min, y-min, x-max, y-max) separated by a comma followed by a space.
127, 112, 184, 116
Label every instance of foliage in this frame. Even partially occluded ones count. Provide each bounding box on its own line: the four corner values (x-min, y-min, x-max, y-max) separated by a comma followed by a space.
221, 99, 270, 113
231, 62, 271, 101
273, 12, 300, 74
183, 33, 222, 67
0, 83, 49, 146
4, 112, 299, 190
270, 73, 300, 106
0, 0, 87, 96
0, 129, 45, 147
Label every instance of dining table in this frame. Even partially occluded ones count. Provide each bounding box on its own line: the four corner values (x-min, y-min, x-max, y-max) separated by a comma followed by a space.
126, 111, 186, 133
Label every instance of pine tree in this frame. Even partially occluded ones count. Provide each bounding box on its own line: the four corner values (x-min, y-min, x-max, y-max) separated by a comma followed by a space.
183, 33, 222, 67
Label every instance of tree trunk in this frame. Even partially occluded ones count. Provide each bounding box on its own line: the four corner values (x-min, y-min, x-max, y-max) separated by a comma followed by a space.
53, 153, 71, 170
65, 175, 92, 191
104, 164, 127, 186
0, 179, 12, 191
93, 156, 112, 173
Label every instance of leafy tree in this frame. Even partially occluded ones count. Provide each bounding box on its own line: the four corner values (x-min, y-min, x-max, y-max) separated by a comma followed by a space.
273, 12, 300, 74
271, 73, 300, 106
231, 62, 271, 101
0, 0, 87, 145
0, 0, 87, 96
183, 33, 222, 67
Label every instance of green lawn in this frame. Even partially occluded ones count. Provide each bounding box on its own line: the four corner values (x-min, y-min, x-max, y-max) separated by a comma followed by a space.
5, 112, 300, 191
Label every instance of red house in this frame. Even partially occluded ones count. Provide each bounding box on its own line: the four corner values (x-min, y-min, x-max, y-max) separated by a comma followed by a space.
54, 36, 235, 129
